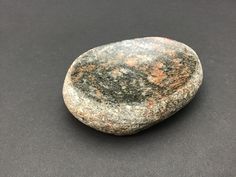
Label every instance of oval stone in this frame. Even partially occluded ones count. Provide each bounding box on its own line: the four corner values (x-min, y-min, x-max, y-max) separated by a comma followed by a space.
63, 37, 203, 135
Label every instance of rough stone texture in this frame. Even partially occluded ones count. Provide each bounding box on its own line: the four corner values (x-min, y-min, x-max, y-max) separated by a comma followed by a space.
63, 37, 203, 135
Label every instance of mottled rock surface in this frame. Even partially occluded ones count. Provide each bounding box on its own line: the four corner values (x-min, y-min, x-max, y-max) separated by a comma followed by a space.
63, 37, 203, 135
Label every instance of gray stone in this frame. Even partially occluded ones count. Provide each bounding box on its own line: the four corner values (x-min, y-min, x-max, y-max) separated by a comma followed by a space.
63, 37, 203, 135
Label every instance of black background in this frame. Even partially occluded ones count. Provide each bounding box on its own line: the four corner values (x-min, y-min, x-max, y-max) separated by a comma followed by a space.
1, 0, 236, 176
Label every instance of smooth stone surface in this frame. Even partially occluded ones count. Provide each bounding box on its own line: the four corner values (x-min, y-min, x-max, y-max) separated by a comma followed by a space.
63, 37, 203, 135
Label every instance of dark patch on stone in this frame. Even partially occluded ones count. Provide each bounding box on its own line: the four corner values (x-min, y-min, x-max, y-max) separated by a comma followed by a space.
71, 50, 196, 105
71, 62, 157, 104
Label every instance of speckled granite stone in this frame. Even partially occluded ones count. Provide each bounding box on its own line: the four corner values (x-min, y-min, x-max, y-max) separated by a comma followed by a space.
63, 37, 203, 135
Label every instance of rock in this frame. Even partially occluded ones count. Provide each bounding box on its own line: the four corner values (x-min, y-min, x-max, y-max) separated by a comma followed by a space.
63, 37, 203, 135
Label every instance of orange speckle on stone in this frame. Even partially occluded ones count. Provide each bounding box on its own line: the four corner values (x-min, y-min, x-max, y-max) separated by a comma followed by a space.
71, 72, 83, 83
173, 58, 181, 63
146, 99, 155, 109
96, 89, 102, 98
116, 53, 125, 60
148, 62, 166, 84
156, 62, 164, 68
166, 50, 177, 58
111, 68, 122, 78
78, 64, 96, 73
125, 58, 137, 67
169, 80, 182, 89
172, 58, 182, 68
